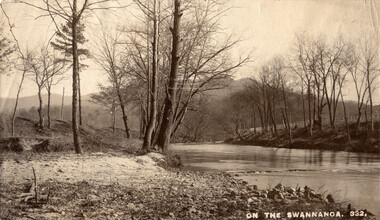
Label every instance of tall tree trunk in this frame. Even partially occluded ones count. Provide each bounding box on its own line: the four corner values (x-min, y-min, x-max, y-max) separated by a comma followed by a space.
367, 75, 374, 134
301, 85, 306, 129
268, 100, 276, 136
152, 100, 166, 145
61, 87, 65, 120
116, 87, 130, 138
257, 105, 264, 133
156, 0, 182, 151
365, 102, 369, 130
356, 110, 362, 135
145, 12, 151, 131
307, 80, 313, 135
72, 1, 83, 154
282, 86, 292, 143
11, 70, 27, 137
341, 93, 351, 145
112, 113, 116, 133
143, 0, 159, 150
312, 84, 316, 125
78, 72, 82, 126
140, 103, 145, 139
252, 108, 256, 133
37, 87, 44, 129
325, 84, 336, 133
262, 91, 268, 132
171, 103, 188, 138
319, 82, 326, 131
47, 87, 51, 129
271, 97, 277, 136
111, 103, 116, 133
281, 110, 288, 131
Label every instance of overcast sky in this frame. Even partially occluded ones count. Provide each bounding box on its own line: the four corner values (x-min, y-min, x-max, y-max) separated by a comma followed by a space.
1, 0, 379, 103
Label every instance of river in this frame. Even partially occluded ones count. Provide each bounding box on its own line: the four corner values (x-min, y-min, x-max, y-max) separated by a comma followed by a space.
169, 143, 380, 216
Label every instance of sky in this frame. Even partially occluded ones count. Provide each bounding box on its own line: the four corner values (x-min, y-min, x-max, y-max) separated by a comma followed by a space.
0, 0, 379, 103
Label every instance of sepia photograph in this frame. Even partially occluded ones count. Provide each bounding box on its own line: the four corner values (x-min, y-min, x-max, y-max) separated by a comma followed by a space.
0, 0, 379, 219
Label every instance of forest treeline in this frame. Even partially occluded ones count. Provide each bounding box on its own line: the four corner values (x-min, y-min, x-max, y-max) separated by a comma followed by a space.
1, 1, 379, 153
214, 35, 380, 147
0, 0, 249, 153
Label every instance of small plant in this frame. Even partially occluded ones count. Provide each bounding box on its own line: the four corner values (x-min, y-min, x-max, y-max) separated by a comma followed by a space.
17, 167, 50, 207
166, 154, 183, 168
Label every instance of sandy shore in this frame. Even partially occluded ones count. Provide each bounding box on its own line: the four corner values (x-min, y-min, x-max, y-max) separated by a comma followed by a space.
0, 152, 375, 219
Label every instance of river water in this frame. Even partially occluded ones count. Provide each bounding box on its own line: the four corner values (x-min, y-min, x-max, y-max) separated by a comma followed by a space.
169, 143, 380, 216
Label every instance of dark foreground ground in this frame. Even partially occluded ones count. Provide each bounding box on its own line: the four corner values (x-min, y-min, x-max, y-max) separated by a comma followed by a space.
0, 117, 376, 219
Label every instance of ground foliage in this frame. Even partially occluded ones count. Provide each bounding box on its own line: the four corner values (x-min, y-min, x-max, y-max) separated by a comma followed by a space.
0, 117, 141, 154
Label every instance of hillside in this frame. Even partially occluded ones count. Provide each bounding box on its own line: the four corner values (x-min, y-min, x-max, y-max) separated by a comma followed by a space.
2, 78, 372, 114
0, 117, 141, 153
0, 93, 96, 114
2, 79, 379, 143
205, 77, 249, 101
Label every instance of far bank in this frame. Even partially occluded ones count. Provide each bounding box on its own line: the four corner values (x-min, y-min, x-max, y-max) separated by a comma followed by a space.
226, 121, 380, 154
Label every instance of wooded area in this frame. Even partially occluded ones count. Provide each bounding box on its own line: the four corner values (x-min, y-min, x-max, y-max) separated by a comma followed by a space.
1, 1, 379, 219
215, 35, 380, 148
0, 0, 379, 153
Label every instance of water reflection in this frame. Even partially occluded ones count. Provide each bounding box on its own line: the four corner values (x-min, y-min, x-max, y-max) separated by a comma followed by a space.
330, 151, 336, 165
169, 143, 380, 173
318, 150, 323, 166
269, 149, 277, 168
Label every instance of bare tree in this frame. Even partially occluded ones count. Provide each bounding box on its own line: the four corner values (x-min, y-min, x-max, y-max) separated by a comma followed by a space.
0, 18, 15, 73
23, 0, 126, 154
45, 52, 67, 128
215, 90, 250, 139
93, 30, 133, 138
271, 56, 292, 143
338, 72, 351, 145
175, 95, 212, 142
289, 34, 314, 135
90, 85, 119, 132
360, 39, 380, 134
345, 44, 367, 134
155, 0, 182, 151
131, 0, 162, 149
28, 47, 64, 129
245, 78, 266, 133
166, 1, 250, 145
1, 5, 31, 136
320, 38, 346, 133
291, 35, 348, 133
142, 0, 159, 150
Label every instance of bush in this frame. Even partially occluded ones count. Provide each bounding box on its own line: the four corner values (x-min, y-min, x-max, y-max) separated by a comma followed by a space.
166, 154, 183, 168
0, 137, 25, 152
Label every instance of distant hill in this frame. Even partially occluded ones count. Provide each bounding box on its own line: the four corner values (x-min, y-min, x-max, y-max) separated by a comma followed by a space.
0, 78, 251, 113
205, 77, 250, 101
1, 78, 379, 119
0, 93, 96, 114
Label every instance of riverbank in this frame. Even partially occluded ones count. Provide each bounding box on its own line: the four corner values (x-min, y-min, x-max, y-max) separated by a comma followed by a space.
0, 151, 375, 219
228, 122, 380, 154
0, 118, 376, 219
